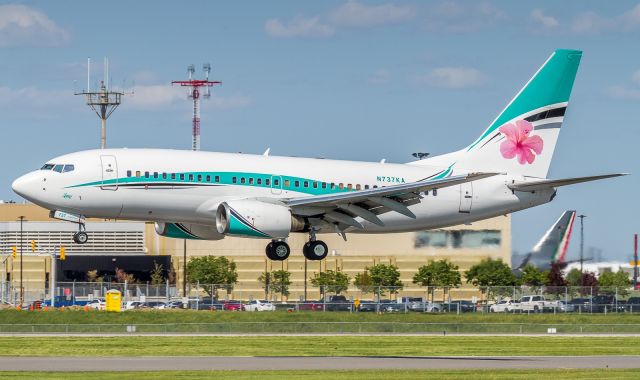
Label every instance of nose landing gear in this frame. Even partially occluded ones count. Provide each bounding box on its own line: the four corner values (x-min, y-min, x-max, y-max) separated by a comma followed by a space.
72, 223, 89, 245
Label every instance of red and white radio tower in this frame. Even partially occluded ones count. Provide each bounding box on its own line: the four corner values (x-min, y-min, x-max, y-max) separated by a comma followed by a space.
172, 64, 221, 151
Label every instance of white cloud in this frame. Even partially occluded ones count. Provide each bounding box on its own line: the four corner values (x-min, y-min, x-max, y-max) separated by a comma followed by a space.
572, 4, 640, 34
606, 84, 640, 101
127, 85, 250, 110
417, 67, 487, 89
329, 1, 415, 28
0, 4, 70, 47
632, 69, 640, 86
0, 86, 74, 107
265, 15, 335, 38
530, 9, 558, 29
367, 69, 391, 85
426, 1, 506, 33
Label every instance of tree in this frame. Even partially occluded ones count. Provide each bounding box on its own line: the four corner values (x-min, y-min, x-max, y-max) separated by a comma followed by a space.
150, 261, 165, 285
311, 270, 350, 296
368, 263, 403, 295
545, 262, 567, 297
464, 258, 516, 300
566, 268, 582, 287
86, 270, 103, 283
599, 269, 630, 297
519, 265, 546, 287
258, 270, 291, 300
353, 271, 374, 294
566, 268, 599, 296
186, 256, 238, 297
413, 259, 461, 302
115, 267, 136, 283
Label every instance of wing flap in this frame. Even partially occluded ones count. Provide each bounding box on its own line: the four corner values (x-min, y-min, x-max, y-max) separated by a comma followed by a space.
509, 173, 627, 192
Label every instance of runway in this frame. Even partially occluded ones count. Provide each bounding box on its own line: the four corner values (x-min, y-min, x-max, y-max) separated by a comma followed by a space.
0, 356, 638, 371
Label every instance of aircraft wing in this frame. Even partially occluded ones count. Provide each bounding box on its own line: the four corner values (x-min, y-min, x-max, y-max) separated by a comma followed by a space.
284, 172, 497, 229
508, 174, 627, 192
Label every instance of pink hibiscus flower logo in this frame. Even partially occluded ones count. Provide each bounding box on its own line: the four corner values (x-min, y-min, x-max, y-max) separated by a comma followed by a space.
498, 120, 543, 165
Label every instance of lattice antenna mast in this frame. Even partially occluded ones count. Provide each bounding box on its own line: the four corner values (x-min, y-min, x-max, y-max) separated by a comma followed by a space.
75, 57, 127, 149
172, 63, 221, 151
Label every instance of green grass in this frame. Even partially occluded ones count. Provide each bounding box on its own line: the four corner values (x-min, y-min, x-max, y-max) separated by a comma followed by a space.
1, 309, 639, 324
1, 336, 639, 357
1, 310, 640, 334
0, 370, 638, 380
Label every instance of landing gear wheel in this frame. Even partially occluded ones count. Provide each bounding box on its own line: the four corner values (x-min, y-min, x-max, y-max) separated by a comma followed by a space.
73, 231, 89, 245
266, 241, 290, 261
303, 240, 328, 261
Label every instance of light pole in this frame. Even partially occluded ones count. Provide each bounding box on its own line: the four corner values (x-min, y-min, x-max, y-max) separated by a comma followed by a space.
183, 239, 187, 298
578, 214, 586, 286
18, 216, 25, 306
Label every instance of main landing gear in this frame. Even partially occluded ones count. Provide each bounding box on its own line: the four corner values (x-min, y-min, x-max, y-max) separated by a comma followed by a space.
265, 230, 329, 261
72, 223, 89, 245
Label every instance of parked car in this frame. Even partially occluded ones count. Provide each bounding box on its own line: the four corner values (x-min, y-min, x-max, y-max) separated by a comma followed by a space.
222, 300, 244, 311
325, 295, 352, 312
191, 300, 225, 311
489, 299, 516, 313
124, 301, 144, 310
514, 295, 559, 313
380, 300, 405, 313
298, 301, 324, 311
357, 301, 379, 312
164, 301, 186, 309
556, 300, 575, 313
243, 300, 276, 312
86, 299, 106, 310
408, 301, 442, 312
568, 297, 592, 312
625, 297, 640, 312
443, 300, 476, 313
591, 295, 624, 313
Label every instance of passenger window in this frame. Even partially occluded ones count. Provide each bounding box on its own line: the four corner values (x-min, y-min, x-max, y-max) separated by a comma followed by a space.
339, 183, 344, 190
356, 184, 361, 190
62, 165, 75, 173
171, 173, 176, 180
145, 171, 149, 178
180, 174, 185, 181
433, 189, 437, 196
41, 164, 55, 170
136, 171, 141, 178
162, 173, 167, 179
53, 164, 64, 173
373, 185, 378, 189
257, 178, 262, 185
205, 175, 210, 182
284, 179, 290, 187
232, 177, 237, 184
188, 174, 194, 181
347, 184, 353, 190
196, 174, 201, 182
214, 176, 220, 183
294, 180, 300, 187
249, 178, 254, 185
153, 172, 158, 179
331, 183, 336, 189
127, 170, 132, 177
364, 185, 369, 190
321, 182, 327, 189
313, 182, 318, 189
267, 178, 272, 186
303, 181, 308, 188
240, 177, 246, 184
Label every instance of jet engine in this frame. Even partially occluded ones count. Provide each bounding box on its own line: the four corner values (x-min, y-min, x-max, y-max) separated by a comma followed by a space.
155, 222, 225, 240
216, 199, 306, 239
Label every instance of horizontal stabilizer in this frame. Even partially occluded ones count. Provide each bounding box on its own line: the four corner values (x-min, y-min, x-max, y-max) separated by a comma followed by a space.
509, 173, 628, 192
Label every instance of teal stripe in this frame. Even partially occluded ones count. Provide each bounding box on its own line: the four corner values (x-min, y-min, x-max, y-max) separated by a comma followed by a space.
163, 223, 200, 240
228, 213, 270, 238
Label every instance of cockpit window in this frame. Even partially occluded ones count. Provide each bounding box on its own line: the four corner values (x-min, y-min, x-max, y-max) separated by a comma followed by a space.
52, 164, 64, 173
62, 164, 75, 173
41, 164, 55, 170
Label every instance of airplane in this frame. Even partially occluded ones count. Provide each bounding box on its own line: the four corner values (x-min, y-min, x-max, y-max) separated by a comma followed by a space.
513, 210, 576, 273
11, 49, 626, 262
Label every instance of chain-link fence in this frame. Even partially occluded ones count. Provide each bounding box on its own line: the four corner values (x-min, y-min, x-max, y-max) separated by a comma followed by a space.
2, 281, 640, 313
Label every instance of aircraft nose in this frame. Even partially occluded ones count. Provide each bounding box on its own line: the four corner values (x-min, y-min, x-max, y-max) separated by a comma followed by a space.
12, 172, 41, 201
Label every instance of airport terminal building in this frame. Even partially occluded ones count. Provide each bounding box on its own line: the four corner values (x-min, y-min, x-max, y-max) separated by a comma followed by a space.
0, 203, 511, 301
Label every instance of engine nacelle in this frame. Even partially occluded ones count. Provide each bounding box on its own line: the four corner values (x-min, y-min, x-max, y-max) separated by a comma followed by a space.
155, 222, 224, 240
216, 200, 305, 239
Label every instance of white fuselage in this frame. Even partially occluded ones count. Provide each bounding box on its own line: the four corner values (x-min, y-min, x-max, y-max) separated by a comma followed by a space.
12, 149, 554, 236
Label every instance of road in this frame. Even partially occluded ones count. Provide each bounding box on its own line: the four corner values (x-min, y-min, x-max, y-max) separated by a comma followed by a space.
0, 356, 638, 371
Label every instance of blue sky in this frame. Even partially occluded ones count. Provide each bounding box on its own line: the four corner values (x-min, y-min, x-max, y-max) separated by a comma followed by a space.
0, 1, 638, 261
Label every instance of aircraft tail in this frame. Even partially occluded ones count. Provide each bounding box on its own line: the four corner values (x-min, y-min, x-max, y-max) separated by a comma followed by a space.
531, 210, 576, 264
413, 49, 582, 179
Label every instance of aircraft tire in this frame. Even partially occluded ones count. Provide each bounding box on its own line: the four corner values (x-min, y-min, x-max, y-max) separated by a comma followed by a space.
73, 232, 89, 245
266, 241, 290, 261
303, 240, 328, 261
